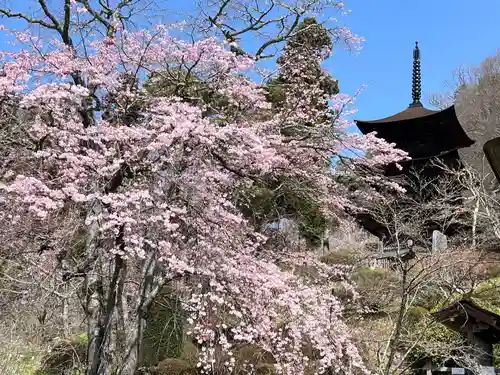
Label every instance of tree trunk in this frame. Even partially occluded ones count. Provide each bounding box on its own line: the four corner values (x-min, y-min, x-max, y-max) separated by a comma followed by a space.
85, 203, 106, 375
118, 313, 147, 375
82, 213, 168, 375
472, 196, 480, 247
62, 292, 70, 339
118, 250, 166, 375
86, 255, 127, 375
383, 263, 409, 375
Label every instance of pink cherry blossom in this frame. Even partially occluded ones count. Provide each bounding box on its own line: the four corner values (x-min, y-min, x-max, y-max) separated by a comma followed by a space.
0, 22, 405, 375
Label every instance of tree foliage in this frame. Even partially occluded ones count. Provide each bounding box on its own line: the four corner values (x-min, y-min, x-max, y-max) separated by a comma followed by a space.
0, 2, 407, 375
266, 18, 339, 124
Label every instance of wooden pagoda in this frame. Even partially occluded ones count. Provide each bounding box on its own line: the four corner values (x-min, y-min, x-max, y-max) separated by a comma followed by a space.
353, 42, 474, 242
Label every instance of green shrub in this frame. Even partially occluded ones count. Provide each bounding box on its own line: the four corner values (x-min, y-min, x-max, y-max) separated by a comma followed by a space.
236, 181, 331, 247
141, 285, 186, 366
351, 267, 399, 312
72, 333, 88, 347
470, 277, 500, 314
407, 278, 500, 367
429, 277, 500, 315
494, 344, 500, 368
413, 288, 445, 311
407, 306, 429, 323
403, 304, 463, 365
352, 267, 395, 283
320, 249, 358, 266
34, 334, 86, 375
4, 348, 45, 375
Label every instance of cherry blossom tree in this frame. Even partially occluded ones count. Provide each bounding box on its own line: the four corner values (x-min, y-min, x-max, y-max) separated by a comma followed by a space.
0, 2, 408, 375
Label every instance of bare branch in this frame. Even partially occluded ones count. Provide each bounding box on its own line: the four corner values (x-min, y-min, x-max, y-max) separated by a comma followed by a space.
0, 8, 57, 29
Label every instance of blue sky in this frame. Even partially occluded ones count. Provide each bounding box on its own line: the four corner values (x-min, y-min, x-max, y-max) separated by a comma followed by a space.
331, 0, 500, 123
0, 0, 499, 126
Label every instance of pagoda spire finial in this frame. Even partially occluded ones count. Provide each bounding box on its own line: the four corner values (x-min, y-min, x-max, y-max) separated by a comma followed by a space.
409, 41, 422, 108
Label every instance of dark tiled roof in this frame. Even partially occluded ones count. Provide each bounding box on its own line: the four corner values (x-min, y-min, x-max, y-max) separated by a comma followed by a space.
432, 299, 500, 343
354, 105, 474, 159
356, 106, 438, 124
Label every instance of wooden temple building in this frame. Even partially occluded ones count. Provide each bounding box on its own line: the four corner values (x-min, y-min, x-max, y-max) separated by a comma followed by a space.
353, 42, 475, 242
425, 299, 500, 374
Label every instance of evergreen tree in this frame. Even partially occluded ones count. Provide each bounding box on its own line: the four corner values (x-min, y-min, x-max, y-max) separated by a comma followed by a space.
266, 18, 339, 128
240, 19, 342, 247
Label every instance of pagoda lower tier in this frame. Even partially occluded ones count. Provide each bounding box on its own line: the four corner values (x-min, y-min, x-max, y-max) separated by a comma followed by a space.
355, 105, 474, 164
384, 149, 463, 179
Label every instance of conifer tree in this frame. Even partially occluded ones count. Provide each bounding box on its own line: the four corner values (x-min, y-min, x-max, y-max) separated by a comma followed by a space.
243, 18, 342, 246
267, 18, 339, 128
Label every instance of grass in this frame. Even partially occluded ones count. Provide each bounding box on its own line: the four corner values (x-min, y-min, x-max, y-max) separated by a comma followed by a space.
0, 338, 45, 375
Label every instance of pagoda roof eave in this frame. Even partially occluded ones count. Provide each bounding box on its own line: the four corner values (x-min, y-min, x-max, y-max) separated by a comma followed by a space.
354, 105, 475, 157
355, 105, 448, 125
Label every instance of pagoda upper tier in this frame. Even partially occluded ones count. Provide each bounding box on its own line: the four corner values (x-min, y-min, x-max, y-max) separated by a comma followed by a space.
355, 42, 474, 164
356, 105, 474, 160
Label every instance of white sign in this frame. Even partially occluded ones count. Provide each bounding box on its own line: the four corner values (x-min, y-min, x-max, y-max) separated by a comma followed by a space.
432, 230, 447, 252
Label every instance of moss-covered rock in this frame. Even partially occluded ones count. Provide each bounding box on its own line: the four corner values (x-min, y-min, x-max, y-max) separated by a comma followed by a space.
255, 363, 277, 375
153, 358, 196, 375
148, 339, 200, 375
233, 344, 276, 367
179, 340, 199, 363
149, 341, 277, 375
